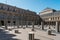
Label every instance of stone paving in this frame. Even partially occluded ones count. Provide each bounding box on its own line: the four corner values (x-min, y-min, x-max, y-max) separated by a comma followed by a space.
0, 26, 57, 40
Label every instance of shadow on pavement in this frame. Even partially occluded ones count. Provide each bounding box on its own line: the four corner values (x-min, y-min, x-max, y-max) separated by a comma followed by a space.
0, 29, 19, 40
34, 39, 40, 40
51, 34, 56, 36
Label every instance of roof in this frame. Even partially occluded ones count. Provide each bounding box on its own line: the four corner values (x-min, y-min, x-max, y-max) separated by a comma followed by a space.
40, 11, 60, 17
0, 3, 36, 13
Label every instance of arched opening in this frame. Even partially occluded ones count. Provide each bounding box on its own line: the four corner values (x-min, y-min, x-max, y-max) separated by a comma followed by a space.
8, 21, 10, 23
1, 20, 4, 26
13, 21, 16, 25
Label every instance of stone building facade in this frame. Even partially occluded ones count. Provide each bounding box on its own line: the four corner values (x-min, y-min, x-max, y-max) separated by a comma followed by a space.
0, 3, 39, 27
39, 8, 60, 32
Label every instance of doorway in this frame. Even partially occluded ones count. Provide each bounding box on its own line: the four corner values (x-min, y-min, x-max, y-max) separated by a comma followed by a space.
1, 20, 4, 26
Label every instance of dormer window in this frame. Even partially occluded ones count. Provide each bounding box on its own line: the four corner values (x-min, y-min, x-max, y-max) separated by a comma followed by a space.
13, 9, 16, 12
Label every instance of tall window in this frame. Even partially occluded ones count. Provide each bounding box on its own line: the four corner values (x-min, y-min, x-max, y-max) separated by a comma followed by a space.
13, 9, 16, 12
55, 17, 57, 19
51, 18, 52, 20
53, 17, 54, 20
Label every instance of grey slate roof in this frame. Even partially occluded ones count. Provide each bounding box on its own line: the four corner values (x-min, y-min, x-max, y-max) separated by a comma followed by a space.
40, 11, 60, 17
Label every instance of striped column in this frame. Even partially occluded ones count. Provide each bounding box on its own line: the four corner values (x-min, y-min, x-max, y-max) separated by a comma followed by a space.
29, 32, 34, 40
56, 21, 59, 33
41, 22, 44, 30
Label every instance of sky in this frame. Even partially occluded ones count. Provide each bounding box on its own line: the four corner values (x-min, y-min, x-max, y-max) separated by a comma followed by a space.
0, 0, 60, 14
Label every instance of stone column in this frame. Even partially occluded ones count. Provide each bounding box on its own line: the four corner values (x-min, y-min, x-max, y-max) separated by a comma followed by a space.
29, 32, 34, 40
0, 20, 1, 26
11, 20, 13, 27
21, 14, 23, 28
21, 20, 23, 28
15, 20, 17, 28
10, 20, 13, 28
41, 22, 44, 30
26, 21, 28, 28
11, 15, 13, 28
16, 20, 19, 28
16, 18, 19, 28
4, 20, 8, 29
32, 22, 34, 31
56, 21, 59, 33
13, 21, 16, 28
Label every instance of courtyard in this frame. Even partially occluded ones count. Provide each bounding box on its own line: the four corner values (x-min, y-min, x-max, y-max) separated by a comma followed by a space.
0, 25, 57, 40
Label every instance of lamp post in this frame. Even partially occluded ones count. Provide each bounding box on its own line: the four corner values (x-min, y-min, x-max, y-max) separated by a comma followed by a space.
32, 22, 34, 31
49, 18, 51, 29
48, 18, 51, 35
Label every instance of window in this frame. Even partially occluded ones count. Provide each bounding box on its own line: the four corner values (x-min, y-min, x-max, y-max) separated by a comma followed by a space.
58, 17, 59, 20
55, 17, 57, 20
1, 20, 4, 25
51, 18, 52, 20
13, 21, 15, 23
8, 21, 10, 23
13, 21, 15, 25
53, 17, 54, 20
13, 9, 16, 12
